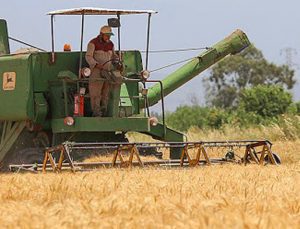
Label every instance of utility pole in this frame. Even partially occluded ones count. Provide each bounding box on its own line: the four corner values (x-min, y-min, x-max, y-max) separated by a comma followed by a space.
280, 47, 298, 69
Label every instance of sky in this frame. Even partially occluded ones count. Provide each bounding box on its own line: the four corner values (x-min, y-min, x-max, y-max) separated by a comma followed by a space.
1, 0, 299, 111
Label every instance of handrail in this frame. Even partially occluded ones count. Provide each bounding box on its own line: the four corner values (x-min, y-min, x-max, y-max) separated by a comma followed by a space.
146, 80, 166, 138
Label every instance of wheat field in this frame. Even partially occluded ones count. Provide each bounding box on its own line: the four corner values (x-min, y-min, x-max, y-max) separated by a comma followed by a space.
0, 163, 299, 228
0, 128, 300, 228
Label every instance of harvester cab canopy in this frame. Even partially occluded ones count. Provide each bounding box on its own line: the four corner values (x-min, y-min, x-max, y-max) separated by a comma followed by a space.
47, 7, 157, 15
47, 7, 158, 74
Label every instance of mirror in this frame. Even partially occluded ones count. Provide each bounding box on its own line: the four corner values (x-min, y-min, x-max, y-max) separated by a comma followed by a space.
108, 18, 120, 28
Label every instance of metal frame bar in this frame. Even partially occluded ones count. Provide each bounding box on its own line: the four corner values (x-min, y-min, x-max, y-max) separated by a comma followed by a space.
0, 121, 26, 162
1, 121, 7, 144
141, 13, 152, 117
78, 12, 85, 79
50, 15, 55, 63
59, 140, 272, 148
10, 158, 230, 172
146, 80, 166, 137
8, 37, 47, 52
117, 14, 121, 60
62, 79, 69, 116
145, 13, 152, 70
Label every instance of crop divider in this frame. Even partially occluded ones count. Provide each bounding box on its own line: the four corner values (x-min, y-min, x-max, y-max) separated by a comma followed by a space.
180, 143, 211, 167
243, 141, 277, 165
42, 143, 75, 173
112, 144, 144, 168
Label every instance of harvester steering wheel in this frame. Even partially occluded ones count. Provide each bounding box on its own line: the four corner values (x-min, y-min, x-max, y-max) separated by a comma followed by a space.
102, 58, 123, 71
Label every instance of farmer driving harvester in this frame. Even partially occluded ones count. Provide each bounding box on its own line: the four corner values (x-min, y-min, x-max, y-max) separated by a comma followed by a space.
86, 25, 119, 117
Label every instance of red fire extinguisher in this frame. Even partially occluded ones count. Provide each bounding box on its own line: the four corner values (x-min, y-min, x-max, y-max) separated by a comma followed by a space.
74, 94, 84, 117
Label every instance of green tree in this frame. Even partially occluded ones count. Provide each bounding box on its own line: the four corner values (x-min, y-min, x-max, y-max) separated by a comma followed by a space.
239, 85, 293, 118
165, 105, 228, 131
294, 101, 300, 114
204, 45, 295, 108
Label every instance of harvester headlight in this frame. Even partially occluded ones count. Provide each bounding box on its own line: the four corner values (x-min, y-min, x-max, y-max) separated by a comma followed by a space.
141, 88, 148, 96
138, 82, 148, 96
64, 117, 75, 126
149, 117, 158, 126
140, 70, 150, 81
81, 67, 91, 78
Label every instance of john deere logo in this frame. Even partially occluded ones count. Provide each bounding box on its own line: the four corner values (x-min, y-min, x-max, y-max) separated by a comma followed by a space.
3, 72, 16, 90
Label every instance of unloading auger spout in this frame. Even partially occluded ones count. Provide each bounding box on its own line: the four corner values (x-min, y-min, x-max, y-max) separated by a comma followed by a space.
142, 29, 251, 108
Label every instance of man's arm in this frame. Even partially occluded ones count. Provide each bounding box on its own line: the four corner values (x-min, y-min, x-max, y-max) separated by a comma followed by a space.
112, 46, 123, 71
112, 45, 119, 60
85, 42, 98, 69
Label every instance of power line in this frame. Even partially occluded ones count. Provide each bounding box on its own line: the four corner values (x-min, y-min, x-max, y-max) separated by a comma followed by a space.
149, 56, 197, 73
9, 37, 47, 52
141, 47, 211, 54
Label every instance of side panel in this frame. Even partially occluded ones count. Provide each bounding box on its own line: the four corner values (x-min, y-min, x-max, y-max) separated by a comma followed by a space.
51, 117, 150, 133
121, 51, 143, 114
31, 52, 82, 92
0, 54, 33, 120
0, 19, 10, 55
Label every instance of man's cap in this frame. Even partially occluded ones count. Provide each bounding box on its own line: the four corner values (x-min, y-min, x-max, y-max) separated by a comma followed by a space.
100, 25, 114, 36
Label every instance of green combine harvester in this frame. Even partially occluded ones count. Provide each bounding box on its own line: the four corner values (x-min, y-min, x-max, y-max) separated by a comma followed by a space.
0, 8, 280, 172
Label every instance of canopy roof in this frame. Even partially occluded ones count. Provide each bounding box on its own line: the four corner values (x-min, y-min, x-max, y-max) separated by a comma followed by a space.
48, 7, 157, 16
